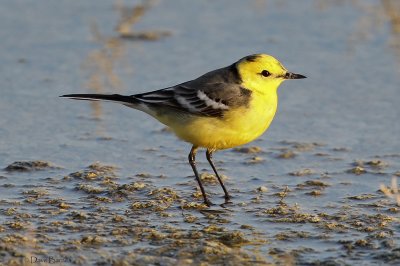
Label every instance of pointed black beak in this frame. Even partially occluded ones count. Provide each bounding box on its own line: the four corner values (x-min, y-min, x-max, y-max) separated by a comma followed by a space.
284, 72, 307, 79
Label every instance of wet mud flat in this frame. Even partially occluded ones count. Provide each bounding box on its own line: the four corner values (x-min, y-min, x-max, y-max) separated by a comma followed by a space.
0, 140, 399, 265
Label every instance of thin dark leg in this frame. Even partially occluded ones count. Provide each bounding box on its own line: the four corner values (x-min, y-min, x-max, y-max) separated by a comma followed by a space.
206, 149, 231, 200
188, 146, 211, 206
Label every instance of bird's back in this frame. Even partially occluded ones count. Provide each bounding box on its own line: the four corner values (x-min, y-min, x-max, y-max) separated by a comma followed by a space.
183, 64, 242, 87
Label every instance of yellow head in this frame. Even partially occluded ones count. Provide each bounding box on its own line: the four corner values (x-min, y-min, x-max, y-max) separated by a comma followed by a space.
236, 54, 306, 94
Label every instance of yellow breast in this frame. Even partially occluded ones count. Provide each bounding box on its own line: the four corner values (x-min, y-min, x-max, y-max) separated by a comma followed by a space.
170, 91, 278, 150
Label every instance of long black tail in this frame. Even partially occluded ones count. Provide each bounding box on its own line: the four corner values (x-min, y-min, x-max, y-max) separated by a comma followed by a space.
60, 94, 136, 104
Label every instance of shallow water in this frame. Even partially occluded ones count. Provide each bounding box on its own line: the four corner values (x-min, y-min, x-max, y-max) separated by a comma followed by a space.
0, 0, 399, 265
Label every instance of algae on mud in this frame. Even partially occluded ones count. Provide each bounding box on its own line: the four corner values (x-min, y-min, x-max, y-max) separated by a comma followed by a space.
1, 149, 399, 265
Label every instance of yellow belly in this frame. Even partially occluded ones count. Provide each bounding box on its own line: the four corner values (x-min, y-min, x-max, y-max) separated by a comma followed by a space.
164, 92, 278, 150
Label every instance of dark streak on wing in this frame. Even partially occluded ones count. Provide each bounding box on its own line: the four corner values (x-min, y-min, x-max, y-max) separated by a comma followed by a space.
136, 89, 174, 99
131, 63, 251, 118
172, 86, 229, 117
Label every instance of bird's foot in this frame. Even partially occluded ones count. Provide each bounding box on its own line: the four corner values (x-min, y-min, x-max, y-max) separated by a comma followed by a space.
204, 199, 213, 207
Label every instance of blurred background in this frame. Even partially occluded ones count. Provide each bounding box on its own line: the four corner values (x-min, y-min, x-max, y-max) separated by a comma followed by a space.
0, 0, 399, 265
0, 0, 399, 167
0, 0, 400, 165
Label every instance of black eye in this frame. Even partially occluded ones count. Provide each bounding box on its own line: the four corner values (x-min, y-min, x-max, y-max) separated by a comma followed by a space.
261, 70, 271, 77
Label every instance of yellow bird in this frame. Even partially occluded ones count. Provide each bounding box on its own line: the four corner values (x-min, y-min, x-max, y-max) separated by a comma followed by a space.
61, 54, 306, 206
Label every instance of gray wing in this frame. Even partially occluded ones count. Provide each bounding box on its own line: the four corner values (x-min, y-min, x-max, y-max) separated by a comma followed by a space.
134, 66, 252, 118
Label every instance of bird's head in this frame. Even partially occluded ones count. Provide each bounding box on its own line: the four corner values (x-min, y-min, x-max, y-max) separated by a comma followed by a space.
236, 54, 306, 94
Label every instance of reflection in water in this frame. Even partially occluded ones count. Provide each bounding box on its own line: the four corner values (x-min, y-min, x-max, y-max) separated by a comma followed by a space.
382, 0, 400, 64
252, 0, 399, 66
314, 0, 400, 68
352, 0, 400, 67
82, 22, 124, 123
380, 176, 400, 206
116, 0, 171, 40
251, 0, 267, 10
81, 0, 171, 137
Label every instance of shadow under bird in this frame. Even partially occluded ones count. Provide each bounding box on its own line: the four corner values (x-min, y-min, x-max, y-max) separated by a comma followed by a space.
61, 54, 306, 206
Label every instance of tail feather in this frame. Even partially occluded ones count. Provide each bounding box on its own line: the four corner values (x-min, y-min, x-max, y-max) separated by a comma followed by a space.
60, 94, 137, 104
59, 93, 157, 115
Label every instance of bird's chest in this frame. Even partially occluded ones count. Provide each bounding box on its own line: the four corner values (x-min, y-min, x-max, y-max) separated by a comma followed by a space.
207, 93, 278, 148
172, 92, 278, 150
228, 97, 277, 137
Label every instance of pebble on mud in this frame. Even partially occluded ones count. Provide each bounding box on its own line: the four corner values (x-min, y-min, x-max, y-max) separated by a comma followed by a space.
245, 156, 264, 164
218, 231, 249, 247
275, 230, 311, 241
280, 141, 324, 152
232, 146, 263, 154
348, 166, 366, 175
347, 194, 376, 200
81, 235, 106, 245
183, 215, 198, 223
4, 161, 61, 172
256, 186, 268, 193
306, 190, 323, 196
277, 150, 296, 159
200, 173, 228, 184
290, 169, 315, 176
297, 180, 330, 188
366, 160, 389, 168
66, 163, 117, 180
353, 160, 389, 169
